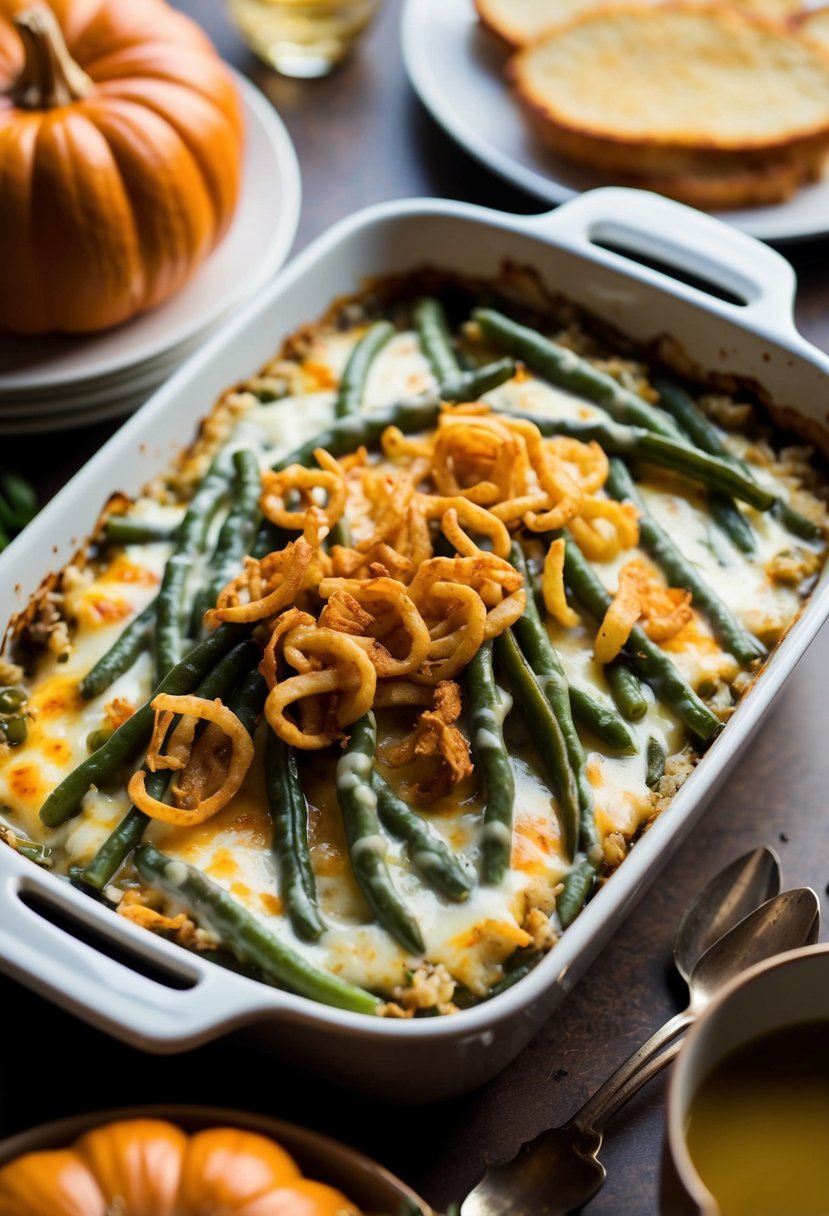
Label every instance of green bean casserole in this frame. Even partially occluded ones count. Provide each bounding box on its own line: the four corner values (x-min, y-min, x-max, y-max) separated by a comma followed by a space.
1, 272, 826, 1017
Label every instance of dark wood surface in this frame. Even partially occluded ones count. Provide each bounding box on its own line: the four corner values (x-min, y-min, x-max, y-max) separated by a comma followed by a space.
2, 3, 829, 1212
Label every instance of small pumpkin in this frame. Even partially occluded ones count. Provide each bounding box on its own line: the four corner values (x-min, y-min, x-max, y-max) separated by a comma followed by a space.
0, 1118, 361, 1214
0, 0, 244, 335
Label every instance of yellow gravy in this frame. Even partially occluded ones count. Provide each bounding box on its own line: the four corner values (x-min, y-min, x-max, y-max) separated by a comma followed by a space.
684, 1020, 829, 1215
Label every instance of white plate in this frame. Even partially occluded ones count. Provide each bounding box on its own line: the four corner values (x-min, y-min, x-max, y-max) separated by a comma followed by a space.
0, 336, 193, 401
0, 369, 170, 419
0, 329, 218, 417
401, 0, 829, 244
0, 70, 301, 392
0, 390, 152, 435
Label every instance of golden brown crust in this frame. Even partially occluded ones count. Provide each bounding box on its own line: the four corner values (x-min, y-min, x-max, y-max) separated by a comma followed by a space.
615, 155, 828, 211
509, 4, 829, 168
478, 0, 805, 48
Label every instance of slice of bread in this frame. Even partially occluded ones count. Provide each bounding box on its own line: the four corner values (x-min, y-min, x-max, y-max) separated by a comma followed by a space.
476, 0, 803, 48
610, 153, 828, 210
510, 4, 829, 182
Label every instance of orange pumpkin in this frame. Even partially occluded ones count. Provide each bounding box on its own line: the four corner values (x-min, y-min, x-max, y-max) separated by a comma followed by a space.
0, 1118, 361, 1215
0, 0, 244, 335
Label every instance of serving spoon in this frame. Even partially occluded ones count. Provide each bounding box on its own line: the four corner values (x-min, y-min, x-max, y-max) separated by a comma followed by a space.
672, 844, 781, 985
457, 881, 819, 1216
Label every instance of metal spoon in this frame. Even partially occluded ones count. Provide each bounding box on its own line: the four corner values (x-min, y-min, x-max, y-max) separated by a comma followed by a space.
459, 884, 820, 1216
672, 845, 780, 985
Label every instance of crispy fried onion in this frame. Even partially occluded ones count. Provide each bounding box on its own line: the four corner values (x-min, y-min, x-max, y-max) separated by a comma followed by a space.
595, 560, 693, 663
343, 458, 433, 572
207, 509, 328, 624
431, 411, 638, 559
330, 541, 415, 583
408, 556, 525, 683
262, 614, 377, 749
419, 495, 511, 559
542, 537, 580, 628
259, 448, 346, 531
318, 576, 431, 677
381, 426, 435, 463
434, 412, 583, 530
568, 498, 639, 562
128, 694, 254, 826
381, 681, 473, 804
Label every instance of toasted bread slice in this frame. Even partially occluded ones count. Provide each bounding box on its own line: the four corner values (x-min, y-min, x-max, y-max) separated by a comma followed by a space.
510, 4, 829, 180
611, 153, 828, 209
476, 0, 803, 48
793, 5, 829, 51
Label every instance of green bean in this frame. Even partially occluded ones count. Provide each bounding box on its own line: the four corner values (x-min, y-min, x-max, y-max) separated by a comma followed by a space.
493, 629, 579, 861
774, 498, 823, 541
0, 717, 26, 746
0, 467, 38, 531
509, 544, 596, 855
270, 359, 516, 473
0, 821, 52, 866
707, 494, 756, 555
335, 713, 424, 955
605, 457, 765, 666
80, 769, 166, 893
192, 447, 263, 630
134, 844, 380, 1015
473, 308, 683, 439
654, 376, 821, 541
86, 726, 114, 753
79, 597, 158, 701
556, 855, 598, 929
14, 840, 52, 866
78, 645, 262, 891
370, 770, 472, 902
414, 297, 461, 383
228, 669, 268, 737
155, 451, 235, 680
605, 659, 649, 722
103, 517, 180, 544
466, 641, 515, 885
336, 321, 395, 418
560, 535, 723, 743
651, 377, 757, 552
265, 733, 325, 942
646, 735, 667, 788
568, 685, 638, 754
655, 375, 737, 454
0, 687, 26, 714
486, 951, 544, 998
40, 622, 248, 828
506, 410, 775, 511
251, 520, 291, 561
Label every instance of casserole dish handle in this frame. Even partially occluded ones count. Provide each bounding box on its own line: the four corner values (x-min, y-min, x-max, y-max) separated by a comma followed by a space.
524, 187, 798, 338
0, 859, 279, 1048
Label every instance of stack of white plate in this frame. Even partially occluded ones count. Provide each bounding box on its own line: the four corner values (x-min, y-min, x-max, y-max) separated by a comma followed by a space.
0, 72, 301, 437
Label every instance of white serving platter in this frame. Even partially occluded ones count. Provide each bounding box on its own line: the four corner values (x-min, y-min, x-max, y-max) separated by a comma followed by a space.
401, 0, 829, 244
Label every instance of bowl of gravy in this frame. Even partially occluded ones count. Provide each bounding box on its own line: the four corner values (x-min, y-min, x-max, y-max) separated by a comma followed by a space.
662, 942, 829, 1216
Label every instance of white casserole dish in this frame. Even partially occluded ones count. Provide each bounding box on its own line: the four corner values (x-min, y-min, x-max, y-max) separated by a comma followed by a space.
1, 187, 828, 1104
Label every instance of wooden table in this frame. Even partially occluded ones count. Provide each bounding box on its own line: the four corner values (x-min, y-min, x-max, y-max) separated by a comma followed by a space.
3, 3, 829, 1212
